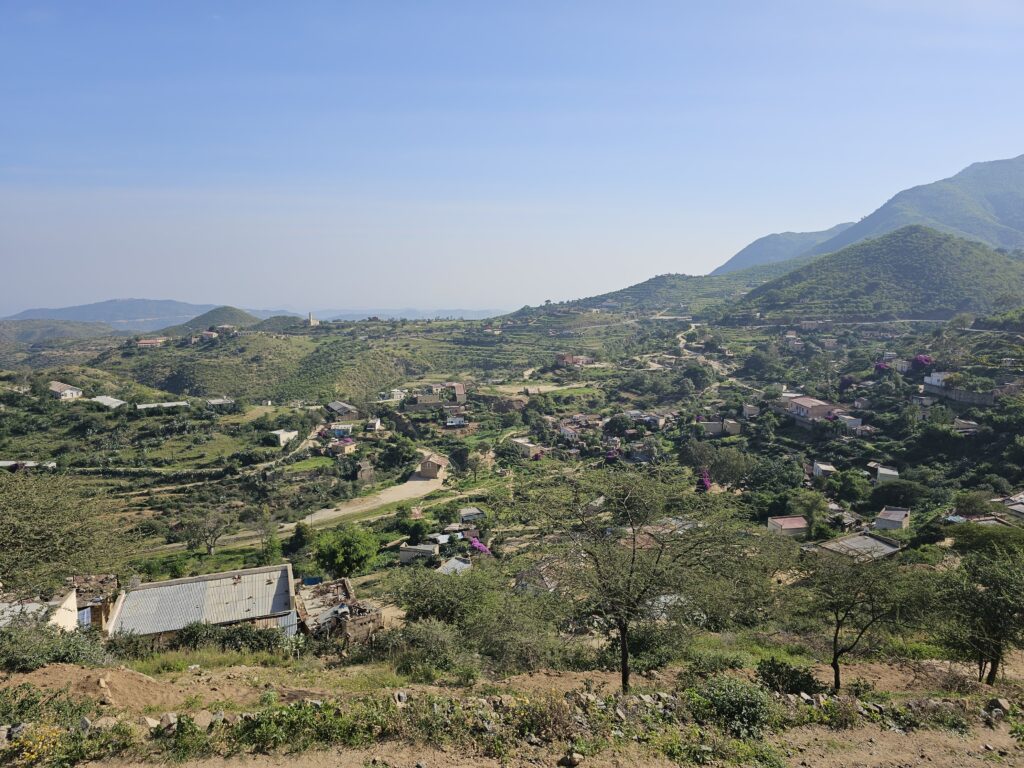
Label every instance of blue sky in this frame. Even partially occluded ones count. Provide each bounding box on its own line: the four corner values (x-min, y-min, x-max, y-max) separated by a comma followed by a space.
2, 1, 1023, 314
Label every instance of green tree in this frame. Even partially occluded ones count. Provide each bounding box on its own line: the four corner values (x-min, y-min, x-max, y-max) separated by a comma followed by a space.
786, 488, 829, 536
941, 546, 1024, 684
314, 524, 379, 577
181, 510, 233, 556
0, 473, 127, 596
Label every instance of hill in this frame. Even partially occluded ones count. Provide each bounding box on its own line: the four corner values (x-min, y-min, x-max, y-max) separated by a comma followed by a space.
737, 225, 1024, 321
6, 299, 219, 332
710, 222, 854, 275
0, 318, 115, 346
159, 306, 261, 336
805, 154, 1024, 258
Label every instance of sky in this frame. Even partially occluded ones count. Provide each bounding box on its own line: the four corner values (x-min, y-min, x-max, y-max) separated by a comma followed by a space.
2, 1, 1023, 315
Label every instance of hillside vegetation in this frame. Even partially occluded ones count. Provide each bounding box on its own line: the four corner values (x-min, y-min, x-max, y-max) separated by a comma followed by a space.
6, 298, 219, 332
737, 225, 1024, 321
711, 222, 853, 274
0, 319, 114, 345
805, 153, 1024, 257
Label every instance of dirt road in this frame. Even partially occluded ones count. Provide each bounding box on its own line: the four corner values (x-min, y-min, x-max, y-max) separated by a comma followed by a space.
299, 474, 444, 528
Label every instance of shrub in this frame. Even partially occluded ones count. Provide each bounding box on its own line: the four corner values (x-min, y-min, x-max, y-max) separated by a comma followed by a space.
754, 657, 825, 695
685, 675, 777, 739
169, 622, 284, 654
105, 632, 153, 660
359, 619, 475, 683
0, 620, 108, 672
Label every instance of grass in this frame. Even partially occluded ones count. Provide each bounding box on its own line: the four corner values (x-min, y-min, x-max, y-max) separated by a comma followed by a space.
687, 631, 817, 668
285, 456, 335, 473
127, 648, 303, 677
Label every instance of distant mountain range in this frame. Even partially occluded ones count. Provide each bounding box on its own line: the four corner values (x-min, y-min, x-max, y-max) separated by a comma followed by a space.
736, 225, 1024, 321
4, 299, 295, 332
713, 153, 1024, 274
159, 306, 263, 336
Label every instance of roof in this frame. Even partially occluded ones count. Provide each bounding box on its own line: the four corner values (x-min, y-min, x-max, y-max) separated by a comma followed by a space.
422, 453, 450, 467
206, 397, 235, 406
48, 381, 81, 393
327, 401, 357, 413
109, 564, 293, 636
137, 401, 190, 410
876, 466, 899, 477
791, 396, 829, 408
767, 515, 809, 530
90, 396, 126, 409
436, 557, 473, 575
816, 532, 901, 561
877, 506, 910, 522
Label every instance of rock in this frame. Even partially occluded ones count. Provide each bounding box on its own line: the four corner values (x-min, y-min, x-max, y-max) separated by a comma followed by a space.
302, 698, 323, 708
10, 724, 30, 740
99, 694, 114, 707
639, 694, 655, 705
525, 733, 542, 746
79, 717, 92, 733
0, 725, 9, 745
192, 711, 215, 731
799, 692, 814, 704
614, 706, 627, 722
986, 698, 1011, 714
211, 711, 225, 725
984, 744, 995, 752
393, 690, 408, 704
222, 713, 240, 725
158, 713, 178, 732
188, 664, 201, 673
97, 678, 108, 690
92, 716, 119, 731
558, 753, 584, 767
138, 716, 160, 731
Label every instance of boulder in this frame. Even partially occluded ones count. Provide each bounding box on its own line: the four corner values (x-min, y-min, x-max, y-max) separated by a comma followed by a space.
92, 716, 120, 731
158, 713, 178, 732
558, 753, 584, 767
191, 711, 215, 731
138, 716, 160, 731
986, 698, 1011, 714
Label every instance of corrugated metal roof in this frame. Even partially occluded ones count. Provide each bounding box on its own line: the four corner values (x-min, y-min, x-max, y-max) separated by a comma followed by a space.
110, 565, 293, 636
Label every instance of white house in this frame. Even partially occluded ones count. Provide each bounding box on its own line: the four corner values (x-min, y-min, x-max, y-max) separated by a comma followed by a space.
270, 429, 299, 446
767, 515, 809, 537
875, 506, 910, 530
398, 543, 440, 564
812, 461, 837, 478
875, 466, 899, 484
49, 381, 83, 400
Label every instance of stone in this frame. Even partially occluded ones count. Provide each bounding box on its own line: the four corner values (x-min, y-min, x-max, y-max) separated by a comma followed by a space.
79, 717, 92, 733
222, 713, 240, 725
192, 711, 215, 731
0, 725, 9, 745
558, 753, 584, 767
10, 724, 30, 739
158, 712, 178, 732
188, 665, 201, 673
99, 694, 114, 707
97, 678, 108, 690
92, 716, 119, 731
139, 716, 160, 731
393, 690, 409, 704
986, 698, 1011, 714
799, 692, 814, 704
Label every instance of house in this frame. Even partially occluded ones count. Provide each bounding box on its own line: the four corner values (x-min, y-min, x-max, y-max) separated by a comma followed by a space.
328, 422, 355, 438
436, 557, 473, 575
559, 424, 581, 442
722, 419, 741, 436
767, 515, 809, 537
356, 459, 375, 484
106, 565, 297, 641
893, 359, 912, 374
555, 353, 595, 367
365, 418, 383, 432
698, 421, 724, 436
270, 429, 299, 446
836, 414, 863, 432
295, 578, 382, 642
326, 401, 358, 417
137, 401, 190, 411
874, 506, 910, 531
459, 506, 486, 523
510, 437, 542, 459
398, 542, 440, 564
447, 382, 468, 403
953, 418, 980, 434
742, 404, 761, 418
206, 397, 235, 408
788, 396, 834, 424
446, 416, 467, 428
199, 330, 219, 341
853, 397, 871, 410
874, 465, 899, 484
49, 381, 83, 400
924, 372, 953, 389
814, 532, 902, 561
419, 453, 450, 479
136, 337, 168, 348
0, 588, 79, 632
328, 438, 358, 456
812, 461, 837, 479
90, 395, 126, 410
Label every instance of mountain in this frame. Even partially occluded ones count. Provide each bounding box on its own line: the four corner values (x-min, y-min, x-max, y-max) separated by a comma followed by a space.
737, 226, 1024, 321
0, 318, 115, 346
5, 299, 298, 332
805, 154, 1024, 258
711, 223, 854, 275
160, 306, 261, 336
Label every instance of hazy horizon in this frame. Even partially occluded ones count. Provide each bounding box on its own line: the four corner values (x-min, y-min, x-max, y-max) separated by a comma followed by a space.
3, 1, 1024, 316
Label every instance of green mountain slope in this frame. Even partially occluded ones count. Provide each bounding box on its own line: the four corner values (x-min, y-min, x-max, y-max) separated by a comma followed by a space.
737, 226, 1024, 321
160, 306, 261, 336
710, 222, 854, 275
0, 319, 114, 345
806, 154, 1024, 257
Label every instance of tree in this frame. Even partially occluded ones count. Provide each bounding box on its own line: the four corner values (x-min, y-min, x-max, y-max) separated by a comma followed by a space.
786, 489, 829, 536
255, 507, 282, 566
314, 524, 379, 577
801, 556, 914, 690
941, 546, 1024, 684
465, 453, 485, 482
181, 510, 233, 556
826, 470, 871, 505
0, 473, 128, 597
527, 467, 773, 693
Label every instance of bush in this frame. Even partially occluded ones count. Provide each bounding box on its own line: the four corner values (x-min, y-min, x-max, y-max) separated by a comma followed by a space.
170, 622, 284, 654
106, 632, 153, 660
685, 675, 777, 739
359, 619, 475, 683
754, 657, 824, 695
0, 620, 108, 672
